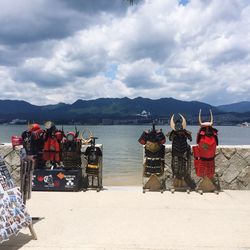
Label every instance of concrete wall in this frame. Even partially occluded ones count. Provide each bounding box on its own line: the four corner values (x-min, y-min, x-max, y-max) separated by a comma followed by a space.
1, 144, 250, 189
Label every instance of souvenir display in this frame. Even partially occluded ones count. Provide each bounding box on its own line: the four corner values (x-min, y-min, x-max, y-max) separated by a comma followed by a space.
0, 157, 32, 244
23, 122, 84, 192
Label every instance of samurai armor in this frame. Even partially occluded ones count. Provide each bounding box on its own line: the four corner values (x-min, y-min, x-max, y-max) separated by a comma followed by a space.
61, 140, 82, 168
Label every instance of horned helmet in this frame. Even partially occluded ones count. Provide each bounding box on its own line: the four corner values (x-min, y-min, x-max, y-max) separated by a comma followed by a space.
199, 109, 213, 127
170, 113, 187, 131
66, 126, 79, 141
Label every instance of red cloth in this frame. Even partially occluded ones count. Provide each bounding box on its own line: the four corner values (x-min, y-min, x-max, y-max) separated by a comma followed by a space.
194, 159, 215, 178
198, 136, 217, 159
192, 145, 215, 179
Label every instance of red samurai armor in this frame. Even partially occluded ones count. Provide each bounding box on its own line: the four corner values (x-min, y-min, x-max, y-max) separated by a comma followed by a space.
193, 110, 218, 179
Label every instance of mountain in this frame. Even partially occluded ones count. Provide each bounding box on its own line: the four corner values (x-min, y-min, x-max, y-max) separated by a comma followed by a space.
217, 101, 250, 113
67, 97, 218, 116
0, 100, 39, 114
0, 97, 239, 125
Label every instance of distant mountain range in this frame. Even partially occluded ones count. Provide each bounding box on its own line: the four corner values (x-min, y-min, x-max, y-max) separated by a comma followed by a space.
0, 97, 249, 125
217, 101, 250, 113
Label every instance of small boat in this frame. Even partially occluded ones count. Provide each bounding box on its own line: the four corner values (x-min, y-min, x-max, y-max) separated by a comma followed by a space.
239, 122, 250, 127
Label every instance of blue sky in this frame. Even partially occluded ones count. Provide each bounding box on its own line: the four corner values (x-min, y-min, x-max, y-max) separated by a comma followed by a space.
0, 0, 249, 105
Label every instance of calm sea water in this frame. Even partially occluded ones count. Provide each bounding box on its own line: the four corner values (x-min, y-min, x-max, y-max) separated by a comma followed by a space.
1, 125, 250, 184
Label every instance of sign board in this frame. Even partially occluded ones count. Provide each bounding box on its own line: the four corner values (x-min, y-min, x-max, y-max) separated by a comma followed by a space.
0, 157, 32, 243
32, 168, 82, 192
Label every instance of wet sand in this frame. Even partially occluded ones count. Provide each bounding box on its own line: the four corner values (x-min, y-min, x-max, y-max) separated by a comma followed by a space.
103, 173, 141, 186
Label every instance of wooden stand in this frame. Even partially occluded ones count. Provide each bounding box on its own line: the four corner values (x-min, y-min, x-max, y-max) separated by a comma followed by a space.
197, 176, 219, 195
20, 159, 38, 240
170, 178, 190, 194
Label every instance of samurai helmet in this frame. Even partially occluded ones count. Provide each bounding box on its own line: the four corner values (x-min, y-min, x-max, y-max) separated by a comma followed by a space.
199, 109, 213, 127
170, 113, 187, 130
29, 123, 41, 132
44, 121, 54, 129
66, 132, 76, 141
80, 128, 93, 144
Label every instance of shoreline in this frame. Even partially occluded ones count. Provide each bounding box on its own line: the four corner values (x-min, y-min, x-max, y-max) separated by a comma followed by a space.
103, 174, 141, 186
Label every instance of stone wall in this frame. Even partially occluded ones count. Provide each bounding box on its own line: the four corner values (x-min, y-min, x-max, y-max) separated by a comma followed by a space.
164, 145, 250, 190
0, 144, 21, 186
1, 144, 250, 189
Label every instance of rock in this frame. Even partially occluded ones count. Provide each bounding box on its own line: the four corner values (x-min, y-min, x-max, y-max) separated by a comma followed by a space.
237, 165, 250, 187
221, 148, 236, 159
228, 153, 248, 173
164, 151, 172, 171
215, 153, 230, 175
219, 180, 228, 190
5, 151, 21, 168
237, 149, 250, 165
0, 146, 22, 187
222, 163, 240, 184
215, 148, 221, 156
229, 179, 244, 190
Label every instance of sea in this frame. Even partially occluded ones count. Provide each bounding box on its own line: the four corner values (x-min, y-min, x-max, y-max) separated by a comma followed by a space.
1, 125, 250, 185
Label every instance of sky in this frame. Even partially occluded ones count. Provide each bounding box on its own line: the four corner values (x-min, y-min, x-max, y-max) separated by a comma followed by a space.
0, 0, 250, 106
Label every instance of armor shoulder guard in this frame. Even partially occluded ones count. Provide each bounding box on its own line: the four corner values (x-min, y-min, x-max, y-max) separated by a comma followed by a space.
156, 130, 166, 144
185, 130, 192, 141
196, 128, 203, 144
213, 128, 219, 145
138, 131, 149, 145
213, 127, 218, 134
21, 130, 29, 140
84, 147, 91, 155
96, 147, 103, 156
168, 130, 175, 141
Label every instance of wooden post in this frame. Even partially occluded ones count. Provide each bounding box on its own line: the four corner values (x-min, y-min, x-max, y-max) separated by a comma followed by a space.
20, 158, 38, 240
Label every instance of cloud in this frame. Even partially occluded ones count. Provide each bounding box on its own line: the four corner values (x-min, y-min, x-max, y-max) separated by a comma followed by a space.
117, 58, 166, 88
0, 0, 250, 105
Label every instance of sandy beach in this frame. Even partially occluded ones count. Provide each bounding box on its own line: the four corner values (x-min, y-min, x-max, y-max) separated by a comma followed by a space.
103, 174, 142, 186
1, 187, 250, 250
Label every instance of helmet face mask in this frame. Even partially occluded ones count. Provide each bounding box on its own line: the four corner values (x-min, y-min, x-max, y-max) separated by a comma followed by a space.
175, 120, 182, 130
44, 121, 54, 129
66, 132, 76, 141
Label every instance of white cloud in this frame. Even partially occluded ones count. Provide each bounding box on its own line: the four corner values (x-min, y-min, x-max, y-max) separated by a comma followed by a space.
0, 0, 250, 105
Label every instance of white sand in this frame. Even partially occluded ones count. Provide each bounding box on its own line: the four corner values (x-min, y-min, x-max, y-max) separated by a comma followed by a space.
2, 187, 250, 250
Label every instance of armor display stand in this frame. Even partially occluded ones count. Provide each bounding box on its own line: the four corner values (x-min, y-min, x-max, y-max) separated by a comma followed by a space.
81, 137, 103, 192
139, 124, 166, 193
142, 145, 166, 193
167, 114, 196, 194
193, 109, 220, 195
